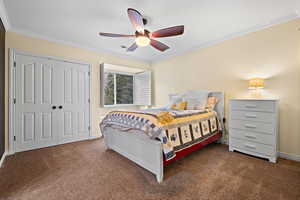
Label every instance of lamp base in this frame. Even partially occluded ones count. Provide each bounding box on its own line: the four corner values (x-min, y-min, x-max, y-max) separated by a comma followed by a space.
249, 89, 263, 99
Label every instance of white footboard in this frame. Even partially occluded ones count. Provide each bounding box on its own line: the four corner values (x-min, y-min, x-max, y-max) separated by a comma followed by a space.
103, 127, 164, 183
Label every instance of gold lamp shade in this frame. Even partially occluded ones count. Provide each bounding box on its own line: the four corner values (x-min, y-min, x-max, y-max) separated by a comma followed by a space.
248, 78, 264, 89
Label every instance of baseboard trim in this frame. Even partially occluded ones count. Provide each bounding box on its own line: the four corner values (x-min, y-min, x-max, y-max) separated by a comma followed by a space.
89, 135, 102, 140
6, 151, 14, 156
223, 143, 300, 162
0, 152, 7, 167
279, 152, 300, 162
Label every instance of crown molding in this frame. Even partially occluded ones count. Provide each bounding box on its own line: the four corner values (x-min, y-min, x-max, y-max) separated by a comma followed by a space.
9, 28, 151, 64
151, 12, 300, 64
0, 0, 11, 30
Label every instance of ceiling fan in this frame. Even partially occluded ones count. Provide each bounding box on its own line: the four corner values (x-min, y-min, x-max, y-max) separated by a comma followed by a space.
99, 8, 184, 52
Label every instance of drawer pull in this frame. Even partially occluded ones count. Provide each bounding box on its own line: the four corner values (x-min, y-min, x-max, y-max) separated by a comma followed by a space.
245, 104, 257, 108
244, 124, 257, 128
245, 135, 257, 139
245, 144, 256, 149
245, 114, 257, 118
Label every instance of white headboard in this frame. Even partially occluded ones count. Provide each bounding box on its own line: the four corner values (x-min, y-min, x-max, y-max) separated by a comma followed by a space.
169, 91, 225, 128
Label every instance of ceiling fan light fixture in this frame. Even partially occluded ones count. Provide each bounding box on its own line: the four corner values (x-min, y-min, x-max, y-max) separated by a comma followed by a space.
135, 36, 150, 47
99, 8, 184, 52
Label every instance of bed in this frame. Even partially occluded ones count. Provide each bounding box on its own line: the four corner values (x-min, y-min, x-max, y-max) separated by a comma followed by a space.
100, 91, 225, 183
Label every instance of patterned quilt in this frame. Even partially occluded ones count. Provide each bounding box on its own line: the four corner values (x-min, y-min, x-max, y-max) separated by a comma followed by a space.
100, 109, 222, 161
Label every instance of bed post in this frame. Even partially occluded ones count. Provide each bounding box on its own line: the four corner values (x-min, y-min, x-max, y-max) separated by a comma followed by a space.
156, 146, 164, 183
209, 92, 225, 144
156, 171, 163, 183
102, 128, 111, 149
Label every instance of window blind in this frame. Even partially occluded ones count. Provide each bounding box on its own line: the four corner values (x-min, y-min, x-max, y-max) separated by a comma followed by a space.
134, 71, 151, 106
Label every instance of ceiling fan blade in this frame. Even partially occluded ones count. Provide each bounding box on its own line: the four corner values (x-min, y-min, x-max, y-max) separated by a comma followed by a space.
127, 43, 138, 52
151, 25, 184, 38
150, 39, 170, 52
99, 32, 135, 37
127, 8, 144, 33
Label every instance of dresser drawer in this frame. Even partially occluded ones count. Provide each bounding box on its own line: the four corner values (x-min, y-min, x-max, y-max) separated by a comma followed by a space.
230, 138, 274, 156
229, 119, 274, 134
230, 110, 275, 123
229, 129, 275, 145
230, 100, 275, 112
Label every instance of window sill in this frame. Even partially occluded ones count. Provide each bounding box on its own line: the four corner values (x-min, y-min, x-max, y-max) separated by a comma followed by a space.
103, 104, 137, 108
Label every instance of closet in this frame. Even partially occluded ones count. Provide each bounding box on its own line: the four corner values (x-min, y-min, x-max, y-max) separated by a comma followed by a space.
12, 51, 91, 152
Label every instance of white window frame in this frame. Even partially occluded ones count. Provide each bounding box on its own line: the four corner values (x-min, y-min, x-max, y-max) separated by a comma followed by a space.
103, 70, 136, 107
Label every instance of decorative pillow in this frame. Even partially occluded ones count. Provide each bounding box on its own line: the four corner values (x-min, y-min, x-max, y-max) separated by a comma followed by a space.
177, 101, 187, 110
171, 101, 187, 110
167, 95, 183, 109
206, 97, 219, 110
170, 103, 177, 110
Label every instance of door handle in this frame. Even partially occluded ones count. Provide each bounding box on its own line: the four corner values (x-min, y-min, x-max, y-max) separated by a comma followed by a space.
52, 106, 57, 110
59, 106, 63, 109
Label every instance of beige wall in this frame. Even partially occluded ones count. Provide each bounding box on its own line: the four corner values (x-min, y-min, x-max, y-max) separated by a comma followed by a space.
152, 19, 300, 157
5, 31, 150, 151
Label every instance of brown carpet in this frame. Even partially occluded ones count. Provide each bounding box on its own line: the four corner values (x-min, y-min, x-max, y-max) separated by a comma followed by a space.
0, 139, 300, 200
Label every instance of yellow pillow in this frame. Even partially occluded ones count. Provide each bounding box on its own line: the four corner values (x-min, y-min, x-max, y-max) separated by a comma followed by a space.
171, 101, 187, 110
177, 101, 187, 110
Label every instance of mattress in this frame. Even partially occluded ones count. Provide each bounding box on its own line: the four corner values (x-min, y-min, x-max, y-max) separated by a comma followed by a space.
100, 109, 222, 161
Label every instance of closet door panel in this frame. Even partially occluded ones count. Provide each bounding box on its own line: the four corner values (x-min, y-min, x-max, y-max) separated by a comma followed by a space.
15, 54, 58, 152
54, 61, 90, 144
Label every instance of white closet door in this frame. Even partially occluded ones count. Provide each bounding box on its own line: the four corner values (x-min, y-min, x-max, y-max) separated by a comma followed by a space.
54, 61, 90, 144
15, 54, 59, 152
14, 53, 90, 152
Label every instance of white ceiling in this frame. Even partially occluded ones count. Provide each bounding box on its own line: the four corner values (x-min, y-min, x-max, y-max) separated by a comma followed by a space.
3, 0, 300, 63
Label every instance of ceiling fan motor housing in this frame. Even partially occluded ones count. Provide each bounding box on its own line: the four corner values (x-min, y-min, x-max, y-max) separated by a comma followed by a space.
135, 29, 150, 38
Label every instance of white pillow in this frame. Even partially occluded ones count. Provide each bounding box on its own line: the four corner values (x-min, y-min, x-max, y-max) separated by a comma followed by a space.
170, 95, 182, 104
167, 94, 183, 109
183, 92, 209, 110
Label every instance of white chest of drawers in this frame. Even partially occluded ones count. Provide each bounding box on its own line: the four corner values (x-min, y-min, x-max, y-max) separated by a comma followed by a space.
229, 99, 279, 163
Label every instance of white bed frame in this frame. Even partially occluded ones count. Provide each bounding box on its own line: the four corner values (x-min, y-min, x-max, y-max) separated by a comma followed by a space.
103, 91, 225, 183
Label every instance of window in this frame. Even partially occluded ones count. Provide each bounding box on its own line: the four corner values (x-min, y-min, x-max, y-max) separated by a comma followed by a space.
103, 72, 134, 105
103, 72, 114, 105
101, 63, 151, 107
116, 73, 134, 104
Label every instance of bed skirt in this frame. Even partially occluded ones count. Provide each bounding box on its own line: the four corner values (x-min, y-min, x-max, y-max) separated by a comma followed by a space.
163, 131, 222, 166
